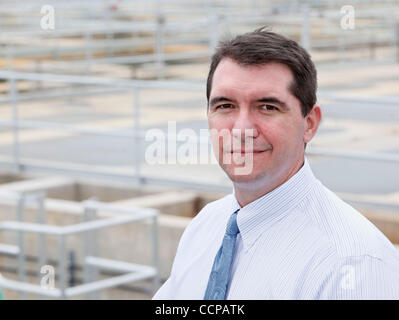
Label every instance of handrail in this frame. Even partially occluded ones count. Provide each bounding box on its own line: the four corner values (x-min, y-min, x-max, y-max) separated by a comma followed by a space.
0, 192, 159, 299
0, 70, 204, 91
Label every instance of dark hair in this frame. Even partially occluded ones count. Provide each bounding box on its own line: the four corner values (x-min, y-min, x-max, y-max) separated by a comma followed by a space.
206, 27, 317, 117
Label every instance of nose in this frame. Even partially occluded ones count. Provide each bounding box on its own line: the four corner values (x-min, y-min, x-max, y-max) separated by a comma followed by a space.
232, 109, 259, 141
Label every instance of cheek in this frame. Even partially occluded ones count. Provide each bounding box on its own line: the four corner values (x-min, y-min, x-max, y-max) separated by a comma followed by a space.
259, 120, 303, 149
208, 117, 231, 153
208, 114, 232, 130
258, 121, 286, 143
208, 116, 235, 141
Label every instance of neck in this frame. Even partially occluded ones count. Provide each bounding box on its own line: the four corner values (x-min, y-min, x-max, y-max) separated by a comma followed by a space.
233, 159, 305, 207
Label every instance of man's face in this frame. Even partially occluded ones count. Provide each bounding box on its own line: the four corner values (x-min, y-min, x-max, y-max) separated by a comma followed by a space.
208, 58, 319, 186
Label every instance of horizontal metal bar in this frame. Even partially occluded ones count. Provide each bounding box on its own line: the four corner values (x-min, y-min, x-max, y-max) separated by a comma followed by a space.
0, 274, 61, 297
85, 256, 156, 274
318, 91, 399, 105
61, 211, 157, 235
0, 70, 204, 91
0, 119, 140, 138
45, 51, 210, 67
0, 209, 157, 236
0, 190, 45, 203
339, 197, 399, 213
0, 35, 209, 60
0, 221, 63, 235
0, 21, 191, 38
0, 119, 212, 143
0, 243, 20, 256
307, 148, 399, 163
1, 46, 209, 64
65, 270, 156, 297
0, 86, 127, 104
0, 38, 155, 57
82, 200, 158, 216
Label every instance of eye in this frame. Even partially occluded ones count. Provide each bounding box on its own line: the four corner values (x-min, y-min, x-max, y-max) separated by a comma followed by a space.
216, 104, 234, 110
261, 104, 278, 111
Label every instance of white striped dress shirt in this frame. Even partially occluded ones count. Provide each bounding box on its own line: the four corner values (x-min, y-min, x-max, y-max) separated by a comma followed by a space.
153, 158, 399, 299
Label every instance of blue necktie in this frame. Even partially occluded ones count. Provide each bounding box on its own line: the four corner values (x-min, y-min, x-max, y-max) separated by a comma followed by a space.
204, 209, 240, 300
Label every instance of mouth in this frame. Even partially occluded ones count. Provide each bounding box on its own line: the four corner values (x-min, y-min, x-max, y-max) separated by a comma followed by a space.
230, 148, 271, 155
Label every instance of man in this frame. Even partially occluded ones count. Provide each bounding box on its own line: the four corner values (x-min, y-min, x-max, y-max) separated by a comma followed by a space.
153, 28, 399, 299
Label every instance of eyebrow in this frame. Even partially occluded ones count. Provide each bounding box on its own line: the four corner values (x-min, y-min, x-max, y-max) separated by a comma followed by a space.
209, 96, 237, 108
254, 97, 289, 111
208, 96, 289, 111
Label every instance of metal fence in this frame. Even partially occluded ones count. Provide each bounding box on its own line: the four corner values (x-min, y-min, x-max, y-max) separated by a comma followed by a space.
1, 0, 399, 78
0, 189, 159, 299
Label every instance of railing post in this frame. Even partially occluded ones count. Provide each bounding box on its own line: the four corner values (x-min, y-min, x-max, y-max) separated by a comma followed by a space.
58, 234, 66, 299
9, 77, 21, 173
132, 87, 142, 185
83, 205, 90, 294
16, 195, 25, 300
68, 251, 76, 287
155, 12, 165, 80
83, 200, 99, 299
151, 214, 159, 294
36, 192, 47, 299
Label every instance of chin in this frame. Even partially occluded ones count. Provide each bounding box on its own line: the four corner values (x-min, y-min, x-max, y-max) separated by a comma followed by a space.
224, 167, 267, 184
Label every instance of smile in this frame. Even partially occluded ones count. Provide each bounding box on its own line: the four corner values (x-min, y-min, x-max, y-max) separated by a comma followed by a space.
230, 149, 271, 155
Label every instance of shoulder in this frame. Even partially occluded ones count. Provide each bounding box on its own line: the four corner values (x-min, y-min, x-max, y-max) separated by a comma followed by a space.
298, 239, 399, 299
316, 254, 399, 299
301, 180, 399, 261
297, 181, 399, 299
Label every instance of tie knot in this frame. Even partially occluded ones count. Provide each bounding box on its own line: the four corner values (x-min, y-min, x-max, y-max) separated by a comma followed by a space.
226, 209, 240, 236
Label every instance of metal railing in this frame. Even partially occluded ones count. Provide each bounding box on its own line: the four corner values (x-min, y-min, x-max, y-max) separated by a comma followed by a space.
0, 190, 159, 299
0, 69, 398, 193
1, 0, 398, 78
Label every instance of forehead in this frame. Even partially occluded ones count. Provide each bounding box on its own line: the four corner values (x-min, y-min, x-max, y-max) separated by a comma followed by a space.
211, 58, 294, 100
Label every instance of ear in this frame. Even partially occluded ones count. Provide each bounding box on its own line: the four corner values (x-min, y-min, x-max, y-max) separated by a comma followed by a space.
303, 104, 322, 144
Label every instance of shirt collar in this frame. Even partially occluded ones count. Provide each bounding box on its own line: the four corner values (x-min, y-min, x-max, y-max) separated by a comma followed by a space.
231, 157, 317, 252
